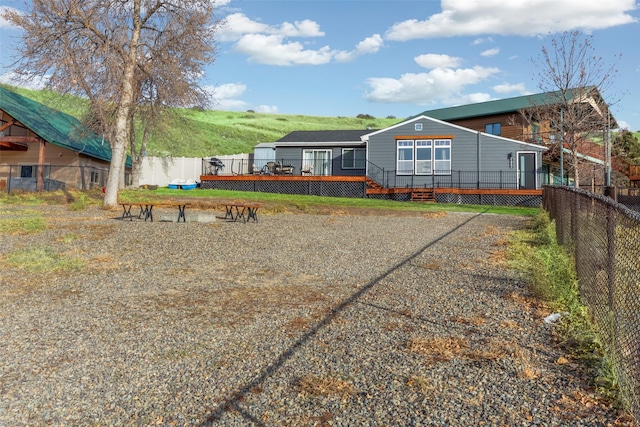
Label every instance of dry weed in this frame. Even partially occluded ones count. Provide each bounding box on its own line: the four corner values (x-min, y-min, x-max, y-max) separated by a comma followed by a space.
295, 375, 355, 399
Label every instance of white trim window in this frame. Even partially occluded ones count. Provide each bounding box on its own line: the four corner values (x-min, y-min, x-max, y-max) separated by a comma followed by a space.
433, 139, 451, 175
397, 140, 414, 175
342, 148, 366, 169
415, 140, 432, 175
303, 149, 332, 176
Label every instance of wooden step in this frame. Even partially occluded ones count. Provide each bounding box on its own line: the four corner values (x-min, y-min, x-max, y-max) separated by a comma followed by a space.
410, 189, 435, 202
365, 178, 383, 189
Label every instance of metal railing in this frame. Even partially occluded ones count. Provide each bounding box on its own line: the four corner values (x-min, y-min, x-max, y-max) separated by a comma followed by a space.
543, 186, 640, 420
203, 157, 526, 190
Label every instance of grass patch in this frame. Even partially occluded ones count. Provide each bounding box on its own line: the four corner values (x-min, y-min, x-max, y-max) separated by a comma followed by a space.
0, 210, 46, 235
0, 189, 104, 207
119, 188, 540, 216
508, 211, 619, 401
5, 246, 85, 273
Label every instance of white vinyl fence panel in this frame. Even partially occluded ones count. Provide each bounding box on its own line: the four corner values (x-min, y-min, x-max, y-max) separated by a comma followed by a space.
138, 154, 251, 187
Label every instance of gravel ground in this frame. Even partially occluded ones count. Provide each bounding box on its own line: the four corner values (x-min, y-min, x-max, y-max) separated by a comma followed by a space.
0, 204, 626, 426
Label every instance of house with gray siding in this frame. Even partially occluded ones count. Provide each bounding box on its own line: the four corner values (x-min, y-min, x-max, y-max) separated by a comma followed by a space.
362, 115, 547, 190
269, 130, 372, 176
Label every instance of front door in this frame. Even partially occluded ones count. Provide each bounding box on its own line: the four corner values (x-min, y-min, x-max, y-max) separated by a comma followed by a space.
518, 152, 536, 190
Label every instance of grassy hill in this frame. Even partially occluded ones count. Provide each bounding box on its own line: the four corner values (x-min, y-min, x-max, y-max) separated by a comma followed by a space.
3, 85, 401, 157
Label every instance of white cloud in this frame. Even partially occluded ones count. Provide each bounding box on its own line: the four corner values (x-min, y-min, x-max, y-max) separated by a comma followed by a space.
415, 54, 462, 69
480, 48, 500, 57
0, 72, 49, 89
385, 0, 637, 40
203, 83, 279, 113
616, 120, 630, 130
334, 34, 384, 62
365, 66, 500, 104
204, 83, 249, 110
493, 82, 529, 94
218, 13, 324, 42
234, 34, 334, 66
255, 105, 279, 114
472, 37, 493, 45
221, 13, 381, 65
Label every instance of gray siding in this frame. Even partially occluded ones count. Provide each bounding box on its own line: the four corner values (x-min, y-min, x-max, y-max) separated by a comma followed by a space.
366, 117, 546, 189
274, 146, 366, 176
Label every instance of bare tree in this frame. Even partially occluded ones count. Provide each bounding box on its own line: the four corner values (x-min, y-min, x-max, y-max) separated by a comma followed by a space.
530, 30, 619, 188
4, 0, 219, 207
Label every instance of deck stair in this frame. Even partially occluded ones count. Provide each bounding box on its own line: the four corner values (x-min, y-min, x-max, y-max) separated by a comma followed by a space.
410, 188, 435, 202
365, 177, 383, 190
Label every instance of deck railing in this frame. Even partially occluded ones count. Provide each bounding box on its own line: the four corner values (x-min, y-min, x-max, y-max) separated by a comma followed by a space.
203, 157, 527, 190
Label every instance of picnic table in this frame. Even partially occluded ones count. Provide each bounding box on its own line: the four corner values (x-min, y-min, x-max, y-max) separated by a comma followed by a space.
120, 201, 190, 222
222, 202, 261, 223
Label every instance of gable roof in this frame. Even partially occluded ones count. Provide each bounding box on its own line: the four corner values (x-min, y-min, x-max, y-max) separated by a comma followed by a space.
415, 87, 607, 122
0, 86, 116, 163
277, 129, 376, 143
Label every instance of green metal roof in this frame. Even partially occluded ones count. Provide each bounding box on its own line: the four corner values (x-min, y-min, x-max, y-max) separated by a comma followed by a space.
415, 87, 601, 121
0, 86, 116, 163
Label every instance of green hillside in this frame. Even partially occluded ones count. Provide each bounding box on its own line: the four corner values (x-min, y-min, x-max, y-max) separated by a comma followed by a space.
3, 85, 401, 157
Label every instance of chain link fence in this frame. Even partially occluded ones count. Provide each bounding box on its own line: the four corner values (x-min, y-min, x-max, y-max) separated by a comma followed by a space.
543, 186, 640, 419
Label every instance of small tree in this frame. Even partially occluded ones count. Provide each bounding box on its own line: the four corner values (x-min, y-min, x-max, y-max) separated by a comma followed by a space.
4, 0, 219, 207
530, 30, 619, 187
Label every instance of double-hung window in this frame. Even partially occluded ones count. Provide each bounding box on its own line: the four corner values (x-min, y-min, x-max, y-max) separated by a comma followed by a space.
342, 148, 366, 169
415, 140, 432, 174
397, 138, 451, 175
433, 139, 451, 174
397, 140, 414, 175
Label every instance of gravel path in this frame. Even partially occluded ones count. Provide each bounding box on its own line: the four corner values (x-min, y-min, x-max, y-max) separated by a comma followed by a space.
0, 205, 623, 426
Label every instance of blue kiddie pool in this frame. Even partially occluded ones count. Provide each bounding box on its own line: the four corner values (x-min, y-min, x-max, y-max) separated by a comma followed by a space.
182, 183, 197, 190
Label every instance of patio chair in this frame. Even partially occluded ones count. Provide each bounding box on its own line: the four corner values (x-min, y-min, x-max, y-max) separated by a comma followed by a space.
264, 162, 277, 174
301, 164, 313, 176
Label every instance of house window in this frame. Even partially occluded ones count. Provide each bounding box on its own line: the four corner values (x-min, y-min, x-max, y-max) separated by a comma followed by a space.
415, 140, 432, 175
20, 165, 34, 178
397, 140, 414, 175
415, 123, 423, 131
90, 170, 100, 184
484, 122, 501, 135
433, 139, 451, 175
342, 148, 366, 169
303, 149, 332, 175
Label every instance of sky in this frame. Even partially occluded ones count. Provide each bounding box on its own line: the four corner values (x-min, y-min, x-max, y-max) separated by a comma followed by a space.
0, 0, 639, 130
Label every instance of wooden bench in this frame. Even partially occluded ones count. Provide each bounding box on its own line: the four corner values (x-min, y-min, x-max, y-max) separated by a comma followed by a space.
120, 202, 190, 222
222, 203, 261, 223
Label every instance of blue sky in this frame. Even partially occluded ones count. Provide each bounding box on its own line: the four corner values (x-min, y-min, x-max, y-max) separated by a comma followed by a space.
1, 0, 639, 130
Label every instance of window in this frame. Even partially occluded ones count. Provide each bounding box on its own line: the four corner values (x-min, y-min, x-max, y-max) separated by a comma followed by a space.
20, 165, 34, 178
90, 170, 100, 184
415, 140, 432, 174
433, 139, 451, 174
342, 148, 366, 169
415, 123, 423, 131
484, 122, 501, 135
397, 140, 414, 175
303, 149, 332, 175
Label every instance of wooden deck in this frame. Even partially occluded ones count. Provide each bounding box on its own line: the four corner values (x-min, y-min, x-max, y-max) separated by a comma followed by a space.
200, 174, 542, 196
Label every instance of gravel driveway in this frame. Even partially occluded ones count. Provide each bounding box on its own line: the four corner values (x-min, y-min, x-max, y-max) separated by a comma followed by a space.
0, 205, 624, 426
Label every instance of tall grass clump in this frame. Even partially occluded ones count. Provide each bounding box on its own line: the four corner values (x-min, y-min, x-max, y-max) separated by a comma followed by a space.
509, 210, 620, 401
0, 210, 46, 235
